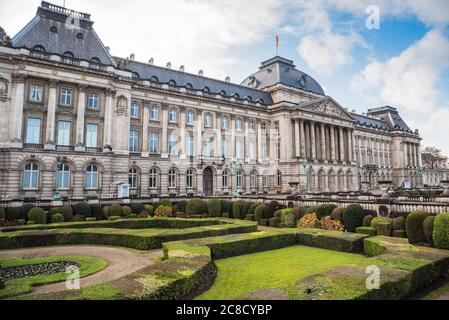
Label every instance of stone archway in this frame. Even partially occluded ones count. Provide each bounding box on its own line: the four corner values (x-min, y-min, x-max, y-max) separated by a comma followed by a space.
203, 167, 214, 196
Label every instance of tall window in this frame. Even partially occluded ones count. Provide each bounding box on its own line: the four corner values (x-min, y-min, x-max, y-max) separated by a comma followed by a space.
23, 162, 39, 189
221, 116, 228, 129
248, 119, 255, 131
261, 123, 266, 135
261, 143, 267, 160
149, 168, 158, 188
277, 170, 282, 187
262, 172, 267, 188
29, 84, 43, 102
85, 124, 98, 148
128, 168, 138, 188
130, 102, 139, 118
168, 169, 177, 188
168, 134, 177, 155
186, 135, 194, 156
57, 121, 70, 146
249, 142, 255, 160
236, 170, 243, 188
236, 118, 242, 130
222, 170, 229, 188
204, 113, 211, 128
129, 130, 139, 152
274, 122, 280, 135
186, 169, 194, 188
275, 142, 280, 160
60, 88, 72, 106
186, 111, 193, 125
56, 163, 70, 190
85, 164, 98, 189
204, 137, 213, 157
149, 132, 159, 154
250, 171, 257, 188
221, 138, 228, 157
150, 106, 159, 120
236, 140, 243, 159
168, 108, 177, 123
26, 117, 41, 144
88, 93, 100, 109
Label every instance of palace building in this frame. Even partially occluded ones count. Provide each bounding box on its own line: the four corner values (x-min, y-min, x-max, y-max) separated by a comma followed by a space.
0, 2, 424, 201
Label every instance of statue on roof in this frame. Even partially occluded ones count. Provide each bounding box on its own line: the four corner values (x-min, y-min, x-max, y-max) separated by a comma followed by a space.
0, 26, 12, 46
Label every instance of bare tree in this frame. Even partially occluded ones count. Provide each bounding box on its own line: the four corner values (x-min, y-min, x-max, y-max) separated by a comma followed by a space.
422, 147, 447, 169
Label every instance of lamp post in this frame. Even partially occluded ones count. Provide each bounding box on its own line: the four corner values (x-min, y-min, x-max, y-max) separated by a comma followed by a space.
230, 160, 242, 197
54, 156, 62, 201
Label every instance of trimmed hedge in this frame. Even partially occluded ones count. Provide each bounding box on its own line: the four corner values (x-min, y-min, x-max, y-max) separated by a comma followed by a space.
265, 201, 278, 219
296, 228, 369, 253
423, 216, 435, 245
316, 204, 337, 219
60, 206, 73, 222
50, 213, 64, 224
393, 230, 406, 238
90, 204, 104, 220
220, 200, 232, 215
376, 222, 392, 237
0, 207, 4, 220
331, 207, 344, 222
176, 201, 187, 213
392, 216, 405, 231
406, 211, 430, 244
292, 206, 307, 221
73, 203, 92, 217
21, 204, 35, 220
254, 204, 266, 222
241, 202, 253, 217
160, 199, 172, 208
47, 208, 62, 221
186, 199, 206, 216
6, 207, 22, 221
144, 204, 154, 216
122, 206, 132, 216
207, 199, 221, 217
433, 213, 449, 250
371, 216, 392, 229
362, 215, 373, 227
279, 209, 295, 228
109, 204, 122, 217
356, 226, 376, 236
248, 203, 259, 216
27, 207, 46, 225
232, 200, 246, 220
342, 204, 364, 232
130, 203, 145, 215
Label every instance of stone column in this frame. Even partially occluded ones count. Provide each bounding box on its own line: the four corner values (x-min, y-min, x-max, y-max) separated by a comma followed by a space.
215, 113, 222, 158
244, 118, 249, 161
74, 84, 86, 151
179, 107, 186, 157
330, 125, 336, 162
414, 144, 418, 167
338, 127, 345, 162
404, 142, 409, 167
141, 104, 150, 157
161, 105, 168, 157
103, 89, 115, 152
300, 120, 306, 159
320, 123, 326, 161
418, 144, 422, 167
295, 119, 300, 158
44, 80, 59, 150
9, 73, 26, 147
310, 121, 316, 160
196, 110, 203, 157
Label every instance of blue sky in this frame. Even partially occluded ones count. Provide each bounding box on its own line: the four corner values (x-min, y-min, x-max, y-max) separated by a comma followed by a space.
1, 0, 448, 154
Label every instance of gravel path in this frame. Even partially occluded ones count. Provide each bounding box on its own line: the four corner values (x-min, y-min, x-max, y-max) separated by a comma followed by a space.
0, 245, 163, 294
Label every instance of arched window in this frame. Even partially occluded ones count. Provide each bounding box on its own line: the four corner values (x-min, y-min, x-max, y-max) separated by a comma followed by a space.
276, 170, 282, 187
186, 111, 193, 125
250, 170, 257, 188
85, 164, 98, 189
168, 108, 177, 123
168, 80, 176, 87
90, 57, 101, 64
56, 163, 70, 190
63, 51, 74, 58
23, 162, 39, 190
186, 169, 194, 188
236, 170, 243, 188
222, 170, 229, 188
149, 168, 158, 188
128, 168, 138, 188
168, 168, 177, 188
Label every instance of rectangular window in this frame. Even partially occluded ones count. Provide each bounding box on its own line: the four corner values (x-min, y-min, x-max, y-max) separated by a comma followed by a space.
221, 138, 228, 157
129, 130, 139, 152
88, 93, 100, 109
221, 116, 228, 130
204, 138, 213, 157
85, 124, 98, 148
57, 121, 71, 146
168, 134, 177, 155
60, 88, 72, 106
249, 142, 255, 160
236, 118, 242, 131
26, 118, 41, 144
130, 102, 139, 118
186, 111, 193, 125
149, 132, 159, 154
236, 140, 242, 159
261, 142, 267, 160
186, 135, 194, 156
222, 171, 228, 188
274, 122, 280, 135
150, 106, 159, 120
275, 142, 280, 160
29, 84, 43, 102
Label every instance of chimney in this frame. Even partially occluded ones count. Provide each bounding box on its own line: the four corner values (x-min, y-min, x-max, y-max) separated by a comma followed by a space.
166, 62, 172, 69
179, 65, 185, 72
105, 46, 110, 52
148, 58, 154, 65
198, 70, 204, 76
225, 76, 230, 83
129, 53, 135, 61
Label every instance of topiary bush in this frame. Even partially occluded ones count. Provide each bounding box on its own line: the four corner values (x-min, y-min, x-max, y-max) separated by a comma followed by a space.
316, 204, 338, 219
6, 207, 22, 221
220, 200, 231, 215
292, 206, 307, 222
47, 208, 62, 222
144, 204, 154, 216
108, 204, 123, 217
103, 206, 109, 219
305, 206, 319, 216
376, 222, 392, 236
160, 199, 172, 208
122, 206, 132, 217
406, 211, 430, 244
186, 199, 204, 216
241, 202, 253, 217
232, 200, 246, 219
60, 205, 73, 222
392, 216, 406, 231
21, 204, 35, 220
154, 205, 173, 217
433, 213, 449, 249
90, 204, 104, 220
280, 208, 295, 228
265, 201, 279, 219
363, 215, 373, 227
248, 203, 259, 216
331, 207, 344, 222
130, 203, 145, 215
207, 199, 221, 217
342, 204, 364, 233
254, 204, 266, 222
371, 216, 392, 229
176, 201, 187, 213
423, 216, 435, 245
50, 213, 64, 224
73, 203, 92, 217
27, 207, 46, 224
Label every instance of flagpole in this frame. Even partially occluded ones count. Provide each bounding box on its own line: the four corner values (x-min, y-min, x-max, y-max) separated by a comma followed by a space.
276, 35, 279, 56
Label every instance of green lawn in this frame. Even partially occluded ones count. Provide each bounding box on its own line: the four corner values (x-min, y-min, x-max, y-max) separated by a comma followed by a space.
0, 255, 108, 299
197, 245, 371, 300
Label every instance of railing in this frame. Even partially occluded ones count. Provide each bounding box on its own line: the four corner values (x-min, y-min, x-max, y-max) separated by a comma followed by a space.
23, 143, 43, 150
85, 147, 103, 153
56, 145, 74, 152
29, 51, 49, 60
61, 57, 80, 66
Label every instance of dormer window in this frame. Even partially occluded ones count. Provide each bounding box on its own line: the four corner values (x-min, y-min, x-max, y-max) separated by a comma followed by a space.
63, 51, 74, 58
168, 80, 176, 87
76, 33, 84, 40
50, 26, 57, 33
202, 87, 210, 93
150, 76, 159, 82
220, 90, 227, 96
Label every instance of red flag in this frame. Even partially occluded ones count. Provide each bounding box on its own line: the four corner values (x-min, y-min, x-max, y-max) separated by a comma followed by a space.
276, 35, 279, 49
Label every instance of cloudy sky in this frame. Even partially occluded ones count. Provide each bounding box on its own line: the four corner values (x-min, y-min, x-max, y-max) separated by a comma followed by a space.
1, 0, 448, 154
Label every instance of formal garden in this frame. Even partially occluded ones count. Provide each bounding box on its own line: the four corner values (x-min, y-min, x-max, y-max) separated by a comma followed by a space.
1, 198, 449, 300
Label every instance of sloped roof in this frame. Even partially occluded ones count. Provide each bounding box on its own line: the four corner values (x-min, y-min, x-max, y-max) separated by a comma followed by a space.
351, 113, 389, 130
367, 106, 413, 132
11, 1, 115, 66
118, 58, 273, 104
240, 56, 325, 96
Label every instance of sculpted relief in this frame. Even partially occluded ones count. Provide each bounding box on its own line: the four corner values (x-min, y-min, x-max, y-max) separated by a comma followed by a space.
116, 95, 128, 116
304, 100, 351, 120
0, 76, 8, 101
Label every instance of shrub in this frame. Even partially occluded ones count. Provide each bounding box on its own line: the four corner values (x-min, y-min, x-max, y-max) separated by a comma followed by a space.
265, 201, 279, 219
316, 204, 338, 219
423, 216, 435, 245
90, 204, 104, 220
356, 226, 376, 236
392, 230, 406, 238
207, 199, 221, 217
60, 205, 74, 222
16, 219, 26, 226
108, 216, 121, 221
392, 216, 406, 231
108, 204, 123, 217
6, 207, 22, 221
331, 207, 344, 222
362, 215, 373, 227
122, 206, 132, 217
242, 202, 253, 216
130, 203, 145, 215
248, 203, 259, 215
0, 207, 5, 220
292, 206, 307, 222
433, 213, 449, 249
160, 199, 172, 208
376, 222, 392, 236
279, 209, 296, 228
103, 206, 109, 219
273, 210, 282, 219
73, 214, 85, 221
186, 199, 205, 216
48, 207, 62, 221
220, 200, 231, 215
371, 216, 392, 229
137, 212, 149, 219
232, 200, 246, 219
305, 206, 319, 216
222, 213, 230, 218
269, 217, 279, 227
50, 213, 64, 224
73, 203, 92, 217
320, 216, 344, 231
154, 205, 173, 217
126, 214, 137, 219
245, 214, 255, 221
406, 211, 430, 244
198, 200, 208, 215
144, 204, 154, 216
298, 213, 319, 229
21, 204, 35, 220
342, 204, 364, 232
177, 201, 187, 213
254, 204, 266, 222
27, 207, 46, 224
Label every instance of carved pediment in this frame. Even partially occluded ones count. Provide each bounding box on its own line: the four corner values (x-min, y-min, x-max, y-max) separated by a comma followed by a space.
301, 98, 354, 121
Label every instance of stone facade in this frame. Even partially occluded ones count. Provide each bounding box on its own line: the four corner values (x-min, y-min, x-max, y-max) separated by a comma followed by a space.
0, 2, 425, 201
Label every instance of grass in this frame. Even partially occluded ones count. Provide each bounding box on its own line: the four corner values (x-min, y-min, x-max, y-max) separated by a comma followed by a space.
0, 255, 108, 299
196, 245, 371, 300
